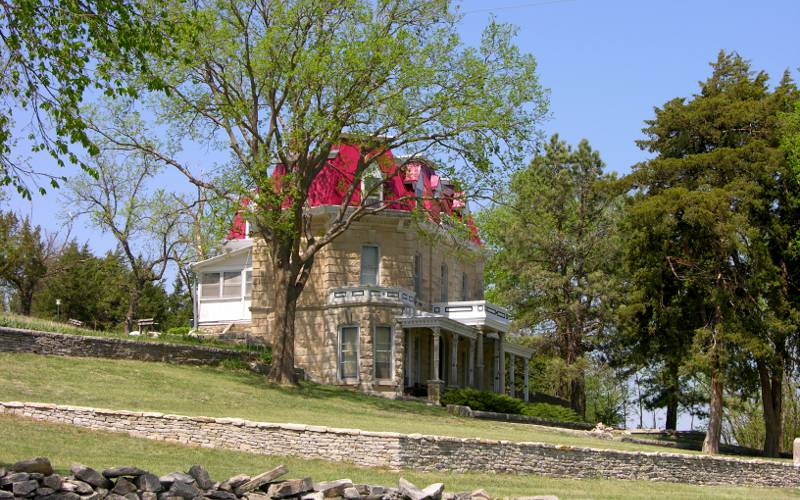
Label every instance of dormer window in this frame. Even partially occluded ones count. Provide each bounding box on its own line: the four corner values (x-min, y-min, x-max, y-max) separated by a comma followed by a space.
362, 165, 384, 206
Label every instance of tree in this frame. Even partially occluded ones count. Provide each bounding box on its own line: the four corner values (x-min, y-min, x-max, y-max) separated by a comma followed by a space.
66, 151, 185, 332
0, 210, 54, 314
0, 0, 178, 197
91, 0, 548, 384
627, 51, 799, 455
481, 135, 621, 416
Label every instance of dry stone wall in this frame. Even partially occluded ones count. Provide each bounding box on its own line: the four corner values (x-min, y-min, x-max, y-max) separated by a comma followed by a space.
0, 327, 260, 366
3, 401, 799, 489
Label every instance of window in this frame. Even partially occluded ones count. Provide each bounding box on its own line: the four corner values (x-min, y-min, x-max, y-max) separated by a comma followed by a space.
360, 245, 379, 285
200, 272, 220, 299
414, 253, 422, 299
461, 272, 468, 301
440, 264, 448, 302
222, 271, 242, 298
339, 326, 359, 380
374, 326, 393, 380
244, 270, 253, 298
361, 166, 383, 206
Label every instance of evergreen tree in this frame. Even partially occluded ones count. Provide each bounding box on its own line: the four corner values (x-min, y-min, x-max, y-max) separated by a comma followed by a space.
0, 211, 49, 314
626, 51, 800, 455
481, 135, 623, 416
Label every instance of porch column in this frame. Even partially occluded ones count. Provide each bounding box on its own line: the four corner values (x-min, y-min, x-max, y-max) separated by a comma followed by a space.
468, 337, 476, 388
509, 354, 516, 398
493, 338, 500, 392
450, 332, 459, 387
498, 333, 506, 394
476, 331, 484, 390
427, 326, 443, 405
432, 327, 441, 381
523, 357, 530, 402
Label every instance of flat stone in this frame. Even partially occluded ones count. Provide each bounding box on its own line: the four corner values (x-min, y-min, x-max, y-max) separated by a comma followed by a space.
39, 493, 81, 500
234, 466, 287, 496
343, 486, 361, 499
111, 478, 137, 496
12, 458, 53, 476
266, 478, 313, 499
1, 472, 30, 485
218, 475, 249, 492
42, 474, 62, 490
70, 465, 109, 488
203, 491, 236, 500
135, 473, 163, 493
79, 493, 99, 500
300, 493, 324, 500
187, 466, 213, 490
419, 483, 444, 500
63, 480, 94, 495
313, 479, 353, 498
243, 494, 270, 500
0, 468, 6, 478
103, 467, 146, 479
169, 481, 201, 499
30, 473, 45, 480
141, 492, 158, 500
469, 490, 490, 500
13, 479, 40, 496
0, 491, 12, 500
123, 493, 138, 500
159, 473, 195, 487
400, 479, 443, 500
37, 488, 56, 496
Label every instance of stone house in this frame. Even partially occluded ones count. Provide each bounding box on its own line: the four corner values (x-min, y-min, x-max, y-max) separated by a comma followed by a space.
191, 144, 533, 403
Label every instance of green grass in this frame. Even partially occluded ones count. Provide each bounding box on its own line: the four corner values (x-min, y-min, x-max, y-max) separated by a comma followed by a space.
0, 353, 766, 457
0, 313, 267, 354
1, 414, 795, 500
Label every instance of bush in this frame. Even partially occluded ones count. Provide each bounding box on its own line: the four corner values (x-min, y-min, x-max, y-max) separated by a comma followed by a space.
166, 326, 192, 336
522, 402, 583, 423
442, 388, 584, 423
441, 388, 525, 414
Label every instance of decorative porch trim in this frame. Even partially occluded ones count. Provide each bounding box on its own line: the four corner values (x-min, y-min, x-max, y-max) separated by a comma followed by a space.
397, 314, 477, 339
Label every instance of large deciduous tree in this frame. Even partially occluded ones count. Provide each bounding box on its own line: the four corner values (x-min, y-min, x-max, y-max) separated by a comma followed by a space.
481, 135, 621, 417
91, 0, 547, 384
627, 51, 800, 455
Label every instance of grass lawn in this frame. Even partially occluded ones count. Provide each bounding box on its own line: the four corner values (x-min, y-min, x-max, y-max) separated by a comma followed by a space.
0, 352, 772, 458
0, 313, 267, 354
2, 414, 796, 500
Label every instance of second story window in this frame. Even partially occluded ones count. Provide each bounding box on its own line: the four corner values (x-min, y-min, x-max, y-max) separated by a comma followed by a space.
414, 253, 422, 299
461, 272, 468, 301
360, 245, 380, 286
440, 263, 448, 302
362, 165, 383, 206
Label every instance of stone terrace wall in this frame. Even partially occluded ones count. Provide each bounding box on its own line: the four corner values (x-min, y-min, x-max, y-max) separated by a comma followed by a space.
0, 327, 260, 366
3, 401, 799, 489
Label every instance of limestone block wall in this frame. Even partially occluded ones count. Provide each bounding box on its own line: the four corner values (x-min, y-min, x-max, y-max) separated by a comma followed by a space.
3, 401, 800, 489
0, 327, 260, 366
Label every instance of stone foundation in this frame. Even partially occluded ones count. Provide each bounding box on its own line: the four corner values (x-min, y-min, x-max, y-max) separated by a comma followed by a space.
3, 401, 799, 489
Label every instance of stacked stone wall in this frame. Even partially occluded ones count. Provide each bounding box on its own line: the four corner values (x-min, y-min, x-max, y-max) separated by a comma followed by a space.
3, 401, 799, 489
0, 327, 260, 366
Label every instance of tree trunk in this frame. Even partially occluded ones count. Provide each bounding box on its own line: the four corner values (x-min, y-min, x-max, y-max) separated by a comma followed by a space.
267, 260, 300, 385
758, 360, 783, 457
702, 371, 723, 454
570, 373, 586, 418
125, 284, 141, 334
19, 288, 34, 316
665, 362, 680, 431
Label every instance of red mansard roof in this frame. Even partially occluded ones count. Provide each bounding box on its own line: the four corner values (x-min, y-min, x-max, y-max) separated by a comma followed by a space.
228, 143, 479, 244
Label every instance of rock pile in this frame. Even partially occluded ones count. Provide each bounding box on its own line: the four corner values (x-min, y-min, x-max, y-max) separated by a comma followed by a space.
0, 458, 555, 500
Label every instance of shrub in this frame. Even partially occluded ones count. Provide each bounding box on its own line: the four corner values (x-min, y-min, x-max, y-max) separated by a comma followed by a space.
219, 358, 249, 371
166, 326, 192, 336
441, 388, 525, 414
522, 402, 583, 423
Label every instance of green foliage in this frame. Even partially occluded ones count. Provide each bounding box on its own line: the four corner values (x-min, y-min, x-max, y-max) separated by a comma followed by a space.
442, 388, 526, 414
521, 403, 582, 423
0, 0, 180, 198
584, 362, 629, 427
166, 326, 192, 336
442, 387, 584, 424
480, 135, 623, 416
0, 210, 49, 315
219, 357, 250, 371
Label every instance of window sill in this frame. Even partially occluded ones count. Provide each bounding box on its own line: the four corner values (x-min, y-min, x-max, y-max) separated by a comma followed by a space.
375, 379, 396, 386
199, 297, 244, 302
